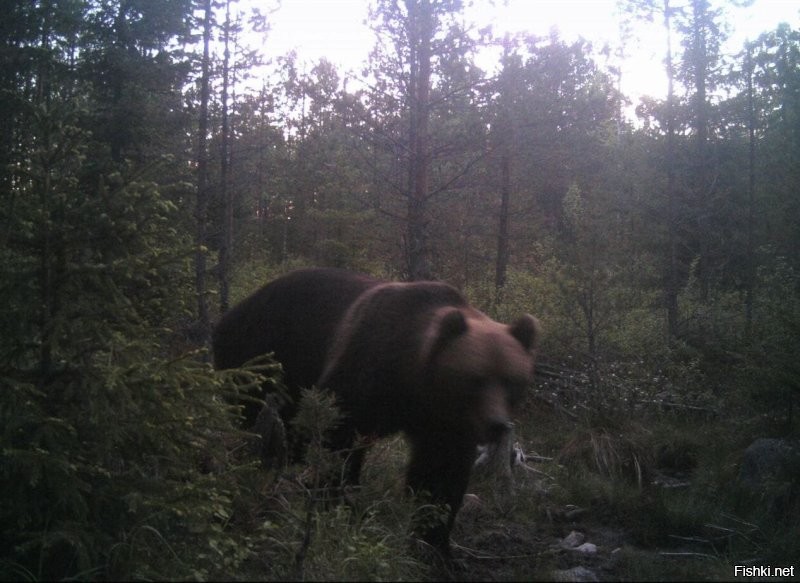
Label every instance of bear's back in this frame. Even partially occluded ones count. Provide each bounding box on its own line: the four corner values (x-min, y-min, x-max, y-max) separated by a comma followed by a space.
212, 267, 380, 390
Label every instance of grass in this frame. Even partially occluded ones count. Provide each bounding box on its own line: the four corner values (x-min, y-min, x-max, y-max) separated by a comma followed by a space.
186, 378, 800, 582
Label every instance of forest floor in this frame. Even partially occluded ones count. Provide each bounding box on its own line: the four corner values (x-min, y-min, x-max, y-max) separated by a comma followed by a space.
444, 448, 792, 582
415, 431, 773, 581
347, 436, 733, 582
454, 517, 627, 582
247, 399, 796, 581
450, 498, 718, 582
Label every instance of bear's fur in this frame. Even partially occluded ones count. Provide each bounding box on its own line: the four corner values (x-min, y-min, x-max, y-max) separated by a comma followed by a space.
212, 267, 540, 556
212, 268, 379, 428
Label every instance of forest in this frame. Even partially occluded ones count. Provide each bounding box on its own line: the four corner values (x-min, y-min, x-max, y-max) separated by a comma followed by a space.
1, 0, 798, 580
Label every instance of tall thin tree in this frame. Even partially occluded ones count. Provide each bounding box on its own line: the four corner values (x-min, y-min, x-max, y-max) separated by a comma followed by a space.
664, 0, 679, 342
195, 0, 212, 346
406, 0, 434, 281
495, 35, 515, 296
218, 0, 233, 313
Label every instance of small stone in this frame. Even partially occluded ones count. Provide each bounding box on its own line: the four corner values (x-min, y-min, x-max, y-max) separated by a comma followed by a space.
560, 530, 585, 548
461, 493, 482, 511
573, 542, 597, 554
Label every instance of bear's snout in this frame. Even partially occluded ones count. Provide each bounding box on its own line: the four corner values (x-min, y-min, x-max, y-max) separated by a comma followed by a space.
486, 417, 514, 442
479, 387, 514, 443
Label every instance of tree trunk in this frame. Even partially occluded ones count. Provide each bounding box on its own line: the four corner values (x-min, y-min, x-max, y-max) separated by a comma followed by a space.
194, 0, 212, 347
745, 43, 756, 334
406, 0, 433, 281
37, 0, 54, 379
495, 144, 511, 291
218, 0, 233, 314
664, 0, 679, 343
495, 37, 514, 297
691, 0, 711, 302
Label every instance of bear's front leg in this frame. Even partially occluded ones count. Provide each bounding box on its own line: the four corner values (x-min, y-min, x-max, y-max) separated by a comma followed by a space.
326, 423, 372, 491
405, 434, 476, 556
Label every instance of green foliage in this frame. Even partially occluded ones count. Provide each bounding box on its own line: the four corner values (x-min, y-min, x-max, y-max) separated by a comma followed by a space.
248, 487, 428, 582
232, 390, 428, 581
295, 503, 427, 582
0, 335, 278, 580
291, 387, 346, 496
0, 92, 276, 579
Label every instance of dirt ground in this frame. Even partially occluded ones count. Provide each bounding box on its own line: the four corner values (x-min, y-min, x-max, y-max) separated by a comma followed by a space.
450, 500, 629, 581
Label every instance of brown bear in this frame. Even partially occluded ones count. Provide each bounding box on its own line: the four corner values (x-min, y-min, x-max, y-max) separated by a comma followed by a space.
212, 267, 540, 556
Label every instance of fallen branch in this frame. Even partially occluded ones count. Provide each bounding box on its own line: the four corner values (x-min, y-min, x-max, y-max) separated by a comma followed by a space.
634, 399, 718, 415
659, 551, 718, 560
452, 542, 539, 561
518, 461, 555, 479
667, 534, 712, 545
524, 453, 554, 463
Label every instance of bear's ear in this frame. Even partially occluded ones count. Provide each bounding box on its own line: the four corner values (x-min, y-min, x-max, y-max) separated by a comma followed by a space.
509, 315, 540, 352
438, 308, 468, 342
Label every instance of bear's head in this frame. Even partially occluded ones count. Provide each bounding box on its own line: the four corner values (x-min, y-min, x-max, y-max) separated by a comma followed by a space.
421, 307, 540, 444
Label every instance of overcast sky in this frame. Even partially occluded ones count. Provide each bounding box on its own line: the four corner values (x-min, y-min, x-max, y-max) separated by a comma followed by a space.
255, 0, 799, 101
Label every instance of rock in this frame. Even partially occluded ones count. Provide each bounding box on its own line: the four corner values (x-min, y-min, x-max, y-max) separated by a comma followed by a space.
560, 530, 585, 548
739, 438, 798, 490
461, 493, 482, 512
738, 438, 799, 518
573, 542, 598, 554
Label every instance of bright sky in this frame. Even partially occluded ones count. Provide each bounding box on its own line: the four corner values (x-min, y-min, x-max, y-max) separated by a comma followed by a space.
260, 0, 799, 102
